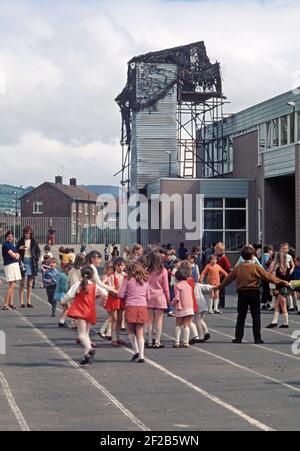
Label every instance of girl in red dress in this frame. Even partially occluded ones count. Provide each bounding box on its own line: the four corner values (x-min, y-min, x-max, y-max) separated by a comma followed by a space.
64, 266, 108, 365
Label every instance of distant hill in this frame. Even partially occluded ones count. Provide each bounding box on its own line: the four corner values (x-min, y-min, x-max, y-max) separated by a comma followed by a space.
83, 185, 120, 197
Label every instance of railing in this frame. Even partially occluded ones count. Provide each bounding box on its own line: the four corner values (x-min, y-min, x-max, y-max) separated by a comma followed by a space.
0, 217, 120, 245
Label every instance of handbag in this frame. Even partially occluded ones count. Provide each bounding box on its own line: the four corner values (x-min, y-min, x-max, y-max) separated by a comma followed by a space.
19, 260, 26, 277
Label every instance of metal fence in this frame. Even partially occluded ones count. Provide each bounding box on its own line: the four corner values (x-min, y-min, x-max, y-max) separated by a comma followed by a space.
0, 216, 120, 245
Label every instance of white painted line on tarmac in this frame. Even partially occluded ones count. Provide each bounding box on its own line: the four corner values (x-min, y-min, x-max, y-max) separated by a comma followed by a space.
0, 371, 30, 431
19, 313, 149, 431
208, 327, 300, 362
0, 300, 150, 432
217, 313, 294, 339
121, 348, 275, 432
162, 332, 300, 395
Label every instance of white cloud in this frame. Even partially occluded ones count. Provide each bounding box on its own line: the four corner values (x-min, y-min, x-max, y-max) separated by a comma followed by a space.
0, 0, 299, 187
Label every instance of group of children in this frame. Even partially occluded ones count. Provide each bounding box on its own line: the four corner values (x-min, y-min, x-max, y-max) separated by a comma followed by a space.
38, 241, 300, 366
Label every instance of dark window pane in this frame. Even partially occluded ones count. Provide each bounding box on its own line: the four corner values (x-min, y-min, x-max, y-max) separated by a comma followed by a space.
202, 231, 223, 248
225, 231, 247, 252
225, 198, 246, 208
225, 210, 246, 230
290, 113, 295, 144
281, 115, 288, 146
204, 198, 223, 208
204, 210, 223, 230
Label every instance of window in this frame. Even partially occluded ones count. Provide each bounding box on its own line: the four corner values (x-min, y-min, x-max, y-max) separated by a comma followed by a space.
205, 137, 233, 176
78, 203, 82, 213
290, 113, 295, 144
258, 123, 266, 165
280, 115, 288, 146
72, 202, 76, 213
225, 210, 246, 229
204, 198, 223, 208
91, 204, 95, 215
225, 198, 246, 208
33, 201, 43, 214
204, 210, 223, 230
225, 231, 247, 252
266, 121, 272, 149
84, 203, 88, 215
258, 196, 262, 244
202, 198, 248, 253
272, 118, 279, 147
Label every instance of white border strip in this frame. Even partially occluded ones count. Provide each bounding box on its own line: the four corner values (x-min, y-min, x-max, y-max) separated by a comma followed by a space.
0, 371, 30, 431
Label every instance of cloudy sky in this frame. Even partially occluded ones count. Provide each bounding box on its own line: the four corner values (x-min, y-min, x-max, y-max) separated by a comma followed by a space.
0, 0, 299, 188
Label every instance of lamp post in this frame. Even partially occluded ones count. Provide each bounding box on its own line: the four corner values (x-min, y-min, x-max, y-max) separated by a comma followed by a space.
164, 151, 172, 178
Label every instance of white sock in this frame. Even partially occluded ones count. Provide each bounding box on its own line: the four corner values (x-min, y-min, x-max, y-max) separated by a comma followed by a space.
195, 315, 204, 339
297, 300, 300, 312
129, 334, 139, 354
175, 326, 181, 344
272, 312, 279, 324
100, 319, 109, 334
155, 324, 162, 345
147, 323, 153, 345
282, 313, 289, 326
137, 337, 144, 360
287, 296, 293, 309
106, 321, 112, 336
213, 298, 219, 311
190, 322, 198, 339
208, 299, 213, 312
183, 327, 190, 345
59, 319, 65, 324
201, 319, 209, 335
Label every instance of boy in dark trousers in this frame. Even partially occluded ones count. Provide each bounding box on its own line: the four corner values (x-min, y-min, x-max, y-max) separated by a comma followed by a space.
43, 258, 60, 317
219, 245, 290, 344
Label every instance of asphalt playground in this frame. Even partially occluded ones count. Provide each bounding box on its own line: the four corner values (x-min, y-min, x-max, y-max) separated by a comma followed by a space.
0, 275, 299, 432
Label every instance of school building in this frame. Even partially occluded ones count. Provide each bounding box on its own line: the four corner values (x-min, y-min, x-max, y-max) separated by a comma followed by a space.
145, 90, 300, 256
116, 42, 300, 256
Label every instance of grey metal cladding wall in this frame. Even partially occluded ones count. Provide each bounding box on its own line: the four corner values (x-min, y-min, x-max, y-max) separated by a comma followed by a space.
222, 90, 300, 136
199, 179, 250, 198
133, 63, 178, 190
263, 145, 295, 178
147, 179, 161, 197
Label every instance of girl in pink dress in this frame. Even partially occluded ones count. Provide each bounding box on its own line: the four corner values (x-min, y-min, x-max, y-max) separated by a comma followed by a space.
172, 266, 195, 348
145, 249, 170, 348
119, 261, 150, 363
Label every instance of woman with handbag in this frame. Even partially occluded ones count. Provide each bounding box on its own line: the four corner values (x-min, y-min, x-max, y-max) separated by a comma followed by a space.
1, 231, 20, 310
17, 226, 41, 308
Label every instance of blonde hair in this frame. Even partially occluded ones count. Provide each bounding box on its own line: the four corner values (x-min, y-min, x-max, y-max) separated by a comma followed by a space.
276, 251, 288, 275
215, 242, 225, 252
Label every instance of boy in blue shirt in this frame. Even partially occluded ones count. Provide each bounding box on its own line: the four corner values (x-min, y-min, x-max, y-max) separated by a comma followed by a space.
43, 259, 60, 317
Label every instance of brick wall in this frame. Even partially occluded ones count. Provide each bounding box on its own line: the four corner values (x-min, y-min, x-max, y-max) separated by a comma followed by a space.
21, 183, 71, 217
264, 176, 295, 249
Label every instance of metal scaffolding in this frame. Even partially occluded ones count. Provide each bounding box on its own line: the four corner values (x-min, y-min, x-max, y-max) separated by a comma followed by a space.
177, 95, 230, 179
115, 41, 230, 190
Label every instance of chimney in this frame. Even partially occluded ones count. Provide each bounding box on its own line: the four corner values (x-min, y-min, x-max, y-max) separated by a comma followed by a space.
55, 175, 63, 184
70, 178, 77, 187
